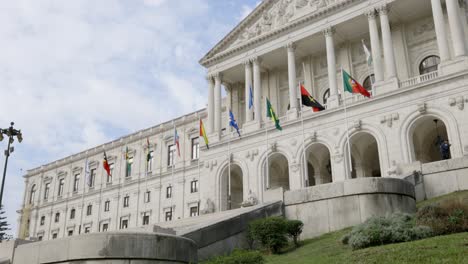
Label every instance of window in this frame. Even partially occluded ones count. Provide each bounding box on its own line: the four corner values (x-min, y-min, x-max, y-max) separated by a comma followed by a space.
166, 186, 172, 199
29, 185, 36, 204
144, 191, 151, 203
43, 183, 50, 200
38, 235, 43, 241
101, 223, 109, 232
84, 226, 90, 233
123, 195, 130, 208
58, 178, 65, 196
126, 157, 133, 177
40, 216, 45, 226
55, 212, 60, 223
104, 200, 110, 212
68, 230, 73, 236
73, 174, 80, 192
120, 218, 128, 229
167, 145, 176, 166
110, 163, 115, 176
142, 213, 150, 225
165, 210, 172, 222
190, 206, 199, 217
89, 168, 96, 188
52, 232, 58, 239
419, 55, 440, 75
147, 150, 154, 172
70, 209, 76, 220
362, 74, 375, 92
86, 204, 92, 216
323, 88, 330, 105
191, 138, 199, 160
190, 180, 198, 193
107, 163, 115, 183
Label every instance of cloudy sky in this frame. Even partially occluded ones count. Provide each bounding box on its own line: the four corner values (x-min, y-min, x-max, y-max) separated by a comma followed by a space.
0, 0, 261, 236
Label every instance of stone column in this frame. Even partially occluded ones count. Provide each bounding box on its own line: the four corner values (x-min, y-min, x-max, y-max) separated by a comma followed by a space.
252, 57, 262, 123
244, 61, 253, 123
431, 0, 450, 62
207, 76, 215, 133
378, 5, 397, 79
287, 43, 299, 112
324, 28, 339, 108
446, 0, 467, 57
214, 73, 222, 135
366, 10, 384, 82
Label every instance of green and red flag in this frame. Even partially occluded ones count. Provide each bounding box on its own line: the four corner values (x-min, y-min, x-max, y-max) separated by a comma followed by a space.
300, 84, 325, 112
342, 69, 371, 98
200, 119, 209, 149
266, 98, 282, 131
103, 151, 111, 177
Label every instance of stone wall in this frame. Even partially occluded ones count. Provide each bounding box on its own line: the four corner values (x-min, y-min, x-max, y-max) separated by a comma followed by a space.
12, 232, 197, 264
284, 178, 416, 239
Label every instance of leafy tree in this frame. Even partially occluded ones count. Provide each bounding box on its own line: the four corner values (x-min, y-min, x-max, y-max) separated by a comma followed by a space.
0, 206, 11, 242
286, 220, 304, 247
249, 217, 288, 254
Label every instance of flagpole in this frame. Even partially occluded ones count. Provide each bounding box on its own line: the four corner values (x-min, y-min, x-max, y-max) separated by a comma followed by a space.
198, 118, 201, 215
265, 98, 270, 194
158, 125, 163, 223
227, 124, 232, 210
341, 67, 353, 176
78, 157, 88, 234
301, 63, 308, 187
171, 122, 175, 218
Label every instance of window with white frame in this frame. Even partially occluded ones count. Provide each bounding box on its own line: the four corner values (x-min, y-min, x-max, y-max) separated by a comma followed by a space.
101, 223, 109, 232
191, 137, 199, 160
190, 180, 198, 193
144, 191, 151, 203
123, 195, 130, 208
73, 173, 80, 192
126, 157, 133, 177
54, 212, 60, 223
70, 208, 76, 219
190, 206, 198, 217
40, 216, 45, 226
89, 168, 96, 187
43, 183, 50, 200
166, 186, 172, 199
104, 200, 110, 212
142, 212, 150, 225
29, 184, 36, 204
120, 218, 128, 229
167, 144, 176, 167
58, 178, 65, 196
147, 150, 154, 172
86, 204, 92, 216
419, 55, 440, 75
165, 210, 172, 222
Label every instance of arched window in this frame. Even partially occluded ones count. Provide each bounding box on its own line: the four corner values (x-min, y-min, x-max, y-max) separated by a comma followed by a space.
363, 74, 375, 91
70, 208, 76, 219
323, 89, 330, 105
29, 184, 36, 204
419, 55, 440, 75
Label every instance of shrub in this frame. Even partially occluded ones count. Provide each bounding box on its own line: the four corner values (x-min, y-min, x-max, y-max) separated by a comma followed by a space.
249, 217, 288, 254
285, 220, 304, 247
416, 200, 468, 235
343, 213, 432, 250
203, 249, 264, 264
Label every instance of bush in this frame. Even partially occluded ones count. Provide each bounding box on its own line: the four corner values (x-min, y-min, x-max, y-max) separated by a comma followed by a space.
249, 217, 288, 254
416, 200, 468, 235
285, 220, 304, 247
343, 213, 432, 250
204, 249, 264, 264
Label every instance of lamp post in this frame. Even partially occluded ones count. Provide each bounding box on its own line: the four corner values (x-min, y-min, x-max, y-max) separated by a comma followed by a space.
0, 122, 23, 207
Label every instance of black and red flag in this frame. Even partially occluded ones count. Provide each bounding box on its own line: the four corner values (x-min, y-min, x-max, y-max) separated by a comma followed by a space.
300, 85, 325, 112
103, 151, 111, 177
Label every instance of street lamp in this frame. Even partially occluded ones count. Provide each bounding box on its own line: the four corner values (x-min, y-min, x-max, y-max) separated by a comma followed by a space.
0, 122, 23, 208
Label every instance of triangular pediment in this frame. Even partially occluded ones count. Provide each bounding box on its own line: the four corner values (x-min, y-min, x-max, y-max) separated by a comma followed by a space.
200, 0, 346, 66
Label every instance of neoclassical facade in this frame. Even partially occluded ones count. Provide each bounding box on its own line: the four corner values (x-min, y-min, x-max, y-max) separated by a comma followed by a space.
18, 0, 468, 241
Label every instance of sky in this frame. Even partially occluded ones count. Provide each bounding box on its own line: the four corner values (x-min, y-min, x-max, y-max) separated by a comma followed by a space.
0, 0, 261, 237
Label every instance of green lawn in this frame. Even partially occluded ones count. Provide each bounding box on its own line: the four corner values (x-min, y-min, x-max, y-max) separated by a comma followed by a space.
416, 190, 468, 209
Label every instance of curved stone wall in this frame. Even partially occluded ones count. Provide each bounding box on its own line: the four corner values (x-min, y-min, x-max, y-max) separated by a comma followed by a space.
284, 178, 416, 239
12, 232, 197, 264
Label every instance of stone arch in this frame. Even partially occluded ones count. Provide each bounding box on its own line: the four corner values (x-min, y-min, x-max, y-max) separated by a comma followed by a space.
297, 141, 333, 187
218, 162, 244, 211
346, 132, 382, 178
29, 184, 37, 204
266, 153, 290, 190
257, 145, 294, 192
400, 107, 462, 163
413, 48, 439, 75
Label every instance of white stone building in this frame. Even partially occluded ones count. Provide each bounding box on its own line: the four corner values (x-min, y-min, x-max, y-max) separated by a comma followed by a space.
18, 0, 468, 241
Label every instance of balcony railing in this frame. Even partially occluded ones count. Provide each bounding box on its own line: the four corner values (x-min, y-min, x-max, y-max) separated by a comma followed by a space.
399, 71, 439, 88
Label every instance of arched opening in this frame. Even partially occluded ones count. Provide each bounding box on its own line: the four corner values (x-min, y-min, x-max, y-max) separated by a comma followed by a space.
266, 153, 290, 190
220, 164, 244, 211
305, 144, 332, 186
29, 184, 36, 204
411, 116, 450, 163
419, 55, 440, 75
362, 74, 375, 91
347, 132, 381, 178
322, 88, 330, 105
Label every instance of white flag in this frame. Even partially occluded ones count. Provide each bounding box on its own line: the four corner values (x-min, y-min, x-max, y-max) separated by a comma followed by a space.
362, 40, 372, 66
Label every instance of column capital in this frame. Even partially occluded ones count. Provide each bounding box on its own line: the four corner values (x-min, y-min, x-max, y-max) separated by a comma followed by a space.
205, 75, 213, 82
376, 4, 389, 15
213, 72, 223, 81
322, 27, 335, 37
243, 59, 251, 66
250, 56, 262, 65
365, 9, 378, 19
285, 42, 296, 51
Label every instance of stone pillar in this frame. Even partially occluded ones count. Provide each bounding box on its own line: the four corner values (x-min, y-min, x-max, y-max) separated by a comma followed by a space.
214, 73, 222, 135
207, 76, 215, 134
244, 61, 253, 123
366, 10, 384, 82
378, 5, 397, 79
431, 0, 450, 62
287, 43, 299, 113
324, 28, 339, 108
253, 57, 262, 123
446, 0, 467, 57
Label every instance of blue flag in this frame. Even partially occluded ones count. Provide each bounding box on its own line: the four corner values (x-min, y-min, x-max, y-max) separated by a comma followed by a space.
249, 85, 254, 109
229, 110, 241, 137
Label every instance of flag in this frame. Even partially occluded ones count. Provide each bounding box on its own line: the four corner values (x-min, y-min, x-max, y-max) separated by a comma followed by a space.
266, 98, 282, 131
103, 151, 111, 177
85, 159, 91, 187
146, 138, 151, 162
200, 119, 209, 149
249, 85, 254, 109
229, 110, 241, 137
300, 84, 325, 112
342, 69, 371, 98
174, 128, 180, 157
362, 40, 372, 66
125, 146, 129, 161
